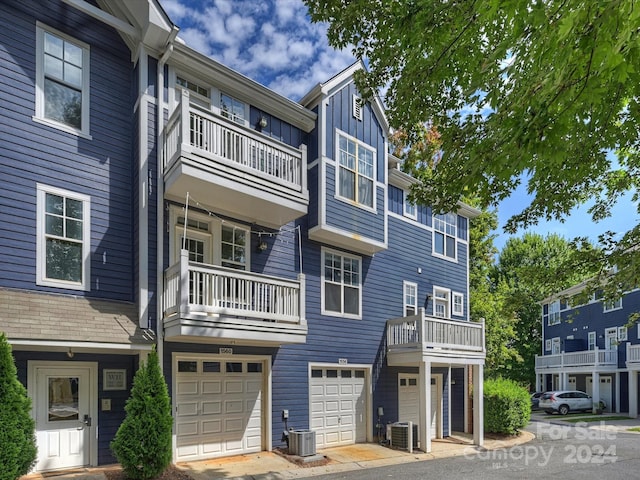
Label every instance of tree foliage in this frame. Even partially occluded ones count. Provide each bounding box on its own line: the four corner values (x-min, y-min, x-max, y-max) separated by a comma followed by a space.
111, 349, 172, 480
306, 0, 640, 296
0, 333, 37, 480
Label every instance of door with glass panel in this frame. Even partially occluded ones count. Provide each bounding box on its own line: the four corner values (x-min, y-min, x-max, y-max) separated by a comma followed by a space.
33, 365, 94, 471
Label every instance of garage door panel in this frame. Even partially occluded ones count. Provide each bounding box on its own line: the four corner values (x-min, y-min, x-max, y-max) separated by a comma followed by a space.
177, 380, 199, 395
176, 421, 199, 436
340, 385, 353, 395
225, 400, 244, 414
325, 385, 339, 395
177, 402, 198, 416
202, 401, 221, 415
202, 381, 221, 394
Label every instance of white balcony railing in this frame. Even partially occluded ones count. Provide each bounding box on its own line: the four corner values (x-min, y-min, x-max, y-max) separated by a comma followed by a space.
627, 344, 640, 364
164, 89, 306, 191
164, 250, 304, 325
535, 347, 617, 369
387, 308, 485, 355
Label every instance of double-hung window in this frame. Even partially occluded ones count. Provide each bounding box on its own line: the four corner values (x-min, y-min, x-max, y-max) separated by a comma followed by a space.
603, 297, 622, 312
337, 132, 375, 208
403, 281, 418, 316
403, 190, 417, 219
433, 287, 450, 318
452, 292, 464, 316
322, 249, 361, 318
433, 213, 456, 260
543, 300, 561, 326
37, 184, 91, 290
35, 24, 90, 136
588, 331, 596, 350
221, 225, 247, 270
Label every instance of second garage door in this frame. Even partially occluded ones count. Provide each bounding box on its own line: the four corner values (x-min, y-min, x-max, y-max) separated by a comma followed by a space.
310, 366, 367, 448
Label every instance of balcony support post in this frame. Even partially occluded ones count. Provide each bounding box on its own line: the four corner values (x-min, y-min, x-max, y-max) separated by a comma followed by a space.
418, 360, 432, 453
630, 371, 638, 418
472, 364, 484, 448
180, 89, 192, 155
179, 249, 190, 317
591, 371, 601, 413
615, 371, 621, 413
299, 143, 308, 194
298, 273, 306, 326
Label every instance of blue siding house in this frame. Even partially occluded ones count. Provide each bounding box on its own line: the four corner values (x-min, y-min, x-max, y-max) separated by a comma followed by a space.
536, 285, 640, 415
0, 0, 485, 473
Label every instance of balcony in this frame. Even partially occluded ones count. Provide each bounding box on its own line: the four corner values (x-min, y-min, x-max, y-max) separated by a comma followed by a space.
535, 347, 617, 370
386, 309, 485, 366
627, 344, 640, 367
164, 90, 308, 228
163, 251, 307, 345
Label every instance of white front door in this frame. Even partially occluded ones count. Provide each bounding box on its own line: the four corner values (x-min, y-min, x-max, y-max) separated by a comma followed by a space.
31, 363, 96, 472
605, 328, 618, 351
599, 377, 612, 411
398, 374, 440, 442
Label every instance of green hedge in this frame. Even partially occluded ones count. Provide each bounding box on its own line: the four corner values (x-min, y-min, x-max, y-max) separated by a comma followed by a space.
483, 377, 530, 435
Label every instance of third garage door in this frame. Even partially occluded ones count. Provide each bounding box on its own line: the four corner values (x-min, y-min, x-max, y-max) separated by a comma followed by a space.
310, 366, 367, 448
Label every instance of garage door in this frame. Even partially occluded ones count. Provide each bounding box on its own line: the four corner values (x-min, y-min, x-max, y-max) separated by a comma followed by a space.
174, 358, 264, 462
310, 367, 367, 448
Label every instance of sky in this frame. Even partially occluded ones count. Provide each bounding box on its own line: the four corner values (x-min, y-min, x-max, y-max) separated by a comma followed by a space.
162, 0, 638, 253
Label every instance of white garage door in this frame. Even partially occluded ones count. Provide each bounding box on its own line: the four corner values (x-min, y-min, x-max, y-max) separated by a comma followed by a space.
174, 358, 264, 462
310, 367, 367, 448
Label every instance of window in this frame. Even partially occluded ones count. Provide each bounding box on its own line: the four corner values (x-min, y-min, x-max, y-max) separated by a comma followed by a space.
603, 297, 622, 312
544, 300, 561, 326
618, 326, 628, 341
337, 132, 375, 208
322, 249, 361, 318
452, 292, 464, 316
37, 184, 90, 290
220, 92, 245, 124
221, 225, 247, 270
403, 281, 418, 316
176, 75, 210, 109
588, 331, 596, 350
545, 339, 551, 352
433, 213, 456, 260
403, 190, 417, 219
551, 337, 561, 355
433, 287, 450, 318
177, 76, 209, 98
35, 24, 90, 136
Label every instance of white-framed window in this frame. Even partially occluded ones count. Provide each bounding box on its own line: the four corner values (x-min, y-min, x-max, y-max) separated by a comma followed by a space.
433, 213, 456, 260
551, 337, 561, 355
618, 326, 628, 341
336, 131, 375, 209
637, 323, 640, 339
220, 92, 246, 124
220, 224, 247, 270
588, 331, 596, 350
452, 292, 464, 316
36, 184, 91, 290
403, 190, 417, 220
544, 300, 561, 326
322, 248, 362, 319
403, 281, 418, 316
176, 75, 210, 109
35, 23, 90, 137
603, 297, 622, 312
545, 339, 551, 352
433, 287, 451, 318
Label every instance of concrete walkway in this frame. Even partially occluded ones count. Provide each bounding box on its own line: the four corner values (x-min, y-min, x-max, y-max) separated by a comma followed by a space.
21, 432, 534, 480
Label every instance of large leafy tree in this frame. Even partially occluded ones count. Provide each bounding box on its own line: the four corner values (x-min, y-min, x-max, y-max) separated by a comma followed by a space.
305, 0, 640, 297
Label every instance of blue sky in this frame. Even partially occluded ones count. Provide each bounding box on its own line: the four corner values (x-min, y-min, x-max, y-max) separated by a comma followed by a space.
163, 0, 638, 253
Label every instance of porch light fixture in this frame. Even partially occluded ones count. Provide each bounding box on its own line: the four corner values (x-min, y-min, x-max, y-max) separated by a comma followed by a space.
67, 348, 74, 359
259, 116, 268, 128
257, 241, 268, 252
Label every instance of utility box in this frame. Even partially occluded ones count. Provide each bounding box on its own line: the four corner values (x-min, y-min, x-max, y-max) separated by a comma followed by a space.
288, 429, 316, 456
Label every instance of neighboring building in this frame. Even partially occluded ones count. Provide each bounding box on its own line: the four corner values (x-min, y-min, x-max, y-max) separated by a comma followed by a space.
0, 0, 485, 473
535, 285, 640, 415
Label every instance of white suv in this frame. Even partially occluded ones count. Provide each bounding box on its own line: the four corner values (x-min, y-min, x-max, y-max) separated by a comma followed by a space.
538, 390, 596, 415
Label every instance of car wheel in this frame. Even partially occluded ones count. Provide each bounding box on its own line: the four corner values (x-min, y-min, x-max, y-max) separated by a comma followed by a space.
559, 404, 569, 415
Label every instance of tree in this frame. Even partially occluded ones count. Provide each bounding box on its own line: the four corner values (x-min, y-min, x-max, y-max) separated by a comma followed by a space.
110, 349, 172, 480
305, 0, 640, 298
0, 332, 37, 480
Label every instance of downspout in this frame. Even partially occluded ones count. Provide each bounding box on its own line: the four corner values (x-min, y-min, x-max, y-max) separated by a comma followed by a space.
156, 26, 179, 373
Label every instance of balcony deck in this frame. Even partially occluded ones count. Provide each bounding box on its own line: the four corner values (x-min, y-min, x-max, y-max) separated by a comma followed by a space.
627, 344, 640, 367
163, 251, 307, 345
535, 347, 617, 370
386, 309, 485, 366
163, 90, 308, 228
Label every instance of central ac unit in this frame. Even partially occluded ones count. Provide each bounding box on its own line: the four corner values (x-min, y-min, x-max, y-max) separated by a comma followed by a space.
388, 422, 418, 451
288, 429, 316, 456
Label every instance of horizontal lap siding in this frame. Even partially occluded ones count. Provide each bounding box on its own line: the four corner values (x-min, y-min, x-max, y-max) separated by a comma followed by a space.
0, 0, 135, 301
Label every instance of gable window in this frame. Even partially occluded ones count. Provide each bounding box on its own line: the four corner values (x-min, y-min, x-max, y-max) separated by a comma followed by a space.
337, 131, 375, 209
588, 331, 596, 350
403, 281, 418, 316
36, 184, 90, 290
35, 24, 90, 136
433, 287, 450, 318
322, 249, 361, 318
220, 93, 245, 124
603, 297, 622, 312
403, 190, 417, 220
452, 292, 464, 316
433, 213, 456, 260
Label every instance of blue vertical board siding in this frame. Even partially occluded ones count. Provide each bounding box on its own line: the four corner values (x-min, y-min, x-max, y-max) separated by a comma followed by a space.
308, 164, 319, 228
147, 56, 158, 98
248, 107, 303, 148
388, 185, 403, 215
0, 0, 136, 302
307, 106, 319, 162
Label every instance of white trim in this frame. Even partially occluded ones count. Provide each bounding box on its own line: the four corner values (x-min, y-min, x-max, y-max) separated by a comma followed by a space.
618, 326, 628, 341
10, 339, 153, 351
36, 184, 91, 291
334, 129, 377, 212
588, 331, 596, 350
432, 212, 457, 262
60, 0, 139, 38
403, 281, 418, 316
403, 190, 417, 220
139, 50, 149, 328
321, 247, 363, 320
433, 286, 451, 319
452, 292, 464, 317
603, 297, 623, 313
34, 22, 91, 138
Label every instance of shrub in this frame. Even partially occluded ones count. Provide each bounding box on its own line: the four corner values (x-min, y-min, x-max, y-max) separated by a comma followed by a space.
0, 332, 37, 480
483, 377, 530, 435
110, 348, 172, 479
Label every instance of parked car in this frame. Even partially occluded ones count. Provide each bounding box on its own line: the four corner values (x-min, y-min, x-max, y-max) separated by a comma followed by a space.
539, 390, 594, 415
531, 391, 543, 410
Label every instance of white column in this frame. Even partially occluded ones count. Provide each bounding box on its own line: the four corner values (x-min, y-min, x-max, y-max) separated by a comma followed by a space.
535, 373, 541, 393
615, 372, 620, 414
630, 371, 638, 418
473, 364, 484, 447
592, 371, 600, 413
419, 360, 432, 453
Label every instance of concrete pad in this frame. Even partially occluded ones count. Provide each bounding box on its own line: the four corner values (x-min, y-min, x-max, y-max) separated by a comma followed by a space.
178, 452, 293, 480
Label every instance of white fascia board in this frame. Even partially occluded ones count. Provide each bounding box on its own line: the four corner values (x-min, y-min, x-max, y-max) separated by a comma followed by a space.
10, 339, 154, 352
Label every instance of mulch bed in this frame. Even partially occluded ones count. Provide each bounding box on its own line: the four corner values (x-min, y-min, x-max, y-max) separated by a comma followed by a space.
103, 465, 194, 480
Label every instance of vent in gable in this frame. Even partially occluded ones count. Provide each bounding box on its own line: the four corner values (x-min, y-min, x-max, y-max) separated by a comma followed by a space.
352, 94, 363, 121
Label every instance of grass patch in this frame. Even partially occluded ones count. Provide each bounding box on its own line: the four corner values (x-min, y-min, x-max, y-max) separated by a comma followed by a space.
627, 427, 640, 433
564, 416, 631, 423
